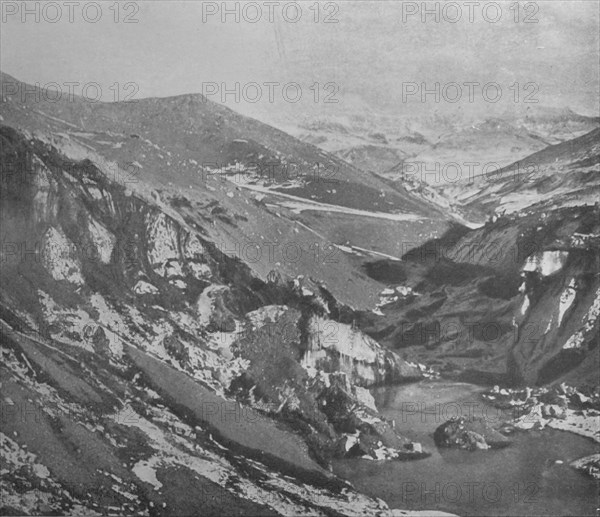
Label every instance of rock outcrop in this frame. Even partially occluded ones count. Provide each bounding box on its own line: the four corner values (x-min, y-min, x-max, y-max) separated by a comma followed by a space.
229, 307, 426, 463
433, 417, 511, 451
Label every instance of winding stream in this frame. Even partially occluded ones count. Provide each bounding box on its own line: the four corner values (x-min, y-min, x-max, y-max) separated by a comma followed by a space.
334, 381, 599, 516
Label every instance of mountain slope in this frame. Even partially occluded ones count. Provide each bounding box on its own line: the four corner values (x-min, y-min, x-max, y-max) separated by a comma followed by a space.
0, 108, 445, 514
0, 71, 453, 308
353, 130, 600, 387
447, 127, 600, 220
0, 72, 446, 219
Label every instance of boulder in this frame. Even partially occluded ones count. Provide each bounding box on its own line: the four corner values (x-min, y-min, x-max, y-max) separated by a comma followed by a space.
434, 417, 511, 451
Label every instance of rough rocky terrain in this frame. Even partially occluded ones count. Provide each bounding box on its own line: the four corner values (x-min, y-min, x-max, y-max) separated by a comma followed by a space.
0, 74, 455, 516
1, 71, 598, 515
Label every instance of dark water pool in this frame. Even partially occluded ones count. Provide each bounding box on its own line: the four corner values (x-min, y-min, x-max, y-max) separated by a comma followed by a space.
334, 381, 599, 516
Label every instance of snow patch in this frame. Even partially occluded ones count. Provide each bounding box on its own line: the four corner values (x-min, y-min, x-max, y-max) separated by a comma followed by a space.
563, 287, 600, 349
132, 459, 163, 490
520, 296, 530, 316
523, 251, 568, 277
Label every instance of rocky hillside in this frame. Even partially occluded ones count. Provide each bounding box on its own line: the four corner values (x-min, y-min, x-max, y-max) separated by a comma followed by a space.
349, 126, 598, 391
0, 115, 439, 515
357, 196, 599, 388
1, 70, 597, 515
0, 72, 452, 309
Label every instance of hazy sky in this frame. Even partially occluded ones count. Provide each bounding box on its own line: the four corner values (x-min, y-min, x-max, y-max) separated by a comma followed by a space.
2, 1, 599, 124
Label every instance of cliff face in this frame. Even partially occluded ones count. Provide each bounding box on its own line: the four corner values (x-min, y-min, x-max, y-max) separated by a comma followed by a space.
358, 204, 600, 388
302, 315, 422, 386
510, 246, 600, 386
